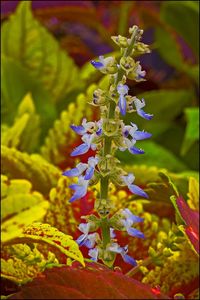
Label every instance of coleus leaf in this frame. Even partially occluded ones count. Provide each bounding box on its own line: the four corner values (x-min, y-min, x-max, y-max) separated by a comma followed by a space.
9, 262, 169, 299
1, 145, 60, 195
1, 93, 41, 153
1, 175, 46, 221
181, 107, 199, 156
175, 197, 199, 255
3, 223, 85, 267
1, 1, 79, 102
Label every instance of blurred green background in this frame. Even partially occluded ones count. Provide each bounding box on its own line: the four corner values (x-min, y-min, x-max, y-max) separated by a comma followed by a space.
1, 0, 199, 174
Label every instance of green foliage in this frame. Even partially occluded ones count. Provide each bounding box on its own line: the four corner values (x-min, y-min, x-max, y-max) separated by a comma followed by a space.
1, 175, 46, 221
4, 223, 85, 267
1, 93, 41, 153
1, 1, 79, 103
117, 141, 188, 172
40, 90, 93, 166
161, 1, 199, 56
1, 145, 60, 195
125, 89, 194, 137
44, 176, 77, 235
1, 245, 59, 284
181, 107, 199, 155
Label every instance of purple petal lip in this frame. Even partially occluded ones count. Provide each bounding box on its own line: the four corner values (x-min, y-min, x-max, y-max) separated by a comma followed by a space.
119, 95, 126, 116
70, 125, 85, 135
84, 167, 94, 180
71, 143, 90, 156
90, 60, 104, 69
121, 254, 137, 266
128, 184, 148, 198
134, 131, 152, 140
62, 168, 79, 177
129, 146, 145, 155
137, 109, 153, 120
127, 227, 145, 239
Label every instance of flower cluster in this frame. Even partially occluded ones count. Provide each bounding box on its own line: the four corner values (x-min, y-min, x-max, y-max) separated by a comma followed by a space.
63, 25, 153, 267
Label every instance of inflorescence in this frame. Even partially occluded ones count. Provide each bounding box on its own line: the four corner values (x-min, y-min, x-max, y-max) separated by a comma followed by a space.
63, 25, 153, 267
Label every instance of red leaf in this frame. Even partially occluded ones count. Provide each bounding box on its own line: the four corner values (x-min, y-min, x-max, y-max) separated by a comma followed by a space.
176, 196, 199, 254
10, 262, 169, 299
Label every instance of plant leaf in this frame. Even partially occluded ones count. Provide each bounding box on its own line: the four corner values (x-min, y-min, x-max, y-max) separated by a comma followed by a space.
161, 1, 199, 56
9, 262, 169, 299
1, 202, 49, 243
4, 223, 85, 267
181, 107, 199, 156
1, 93, 41, 153
1, 1, 79, 102
117, 141, 188, 172
40, 85, 97, 167
44, 176, 78, 235
1, 55, 57, 137
125, 89, 193, 137
1, 245, 59, 285
1, 175, 45, 221
1, 145, 60, 195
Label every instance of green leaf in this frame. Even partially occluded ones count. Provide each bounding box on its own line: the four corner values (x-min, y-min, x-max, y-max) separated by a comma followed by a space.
1, 55, 57, 139
181, 107, 199, 155
1, 1, 79, 102
155, 28, 199, 83
45, 176, 77, 235
1, 175, 45, 221
161, 1, 199, 56
1, 145, 60, 195
1, 93, 41, 153
125, 89, 193, 137
3, 223, 85, 267
143, 172, 179, 204
40, 91, 93, 166
1, 202, 49, 243
117, 141, 188, 172
1, 245, 59, 285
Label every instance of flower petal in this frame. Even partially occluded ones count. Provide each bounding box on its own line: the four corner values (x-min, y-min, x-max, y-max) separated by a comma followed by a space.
121, 253, 137, 266
128, 184, 148, 198
129, 146, 145, 155
127, 227, 145, 238
88, 248, 99, 261
119, 95, 126, 116
91, 60, 104, 69
71, 143, 90, 156
137, 109, 153, 120
134, 130, 152, 140
69, 185, 87, 202
84, 167, 94, 180
70, 125, 85, 135
62, 167, 80, 177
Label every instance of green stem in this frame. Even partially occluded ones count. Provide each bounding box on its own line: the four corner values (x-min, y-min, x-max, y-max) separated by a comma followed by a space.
101, 217, 110, 248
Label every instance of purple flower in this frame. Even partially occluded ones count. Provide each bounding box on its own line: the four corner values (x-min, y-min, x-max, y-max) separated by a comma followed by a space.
70, 119, 96, 136
68, 176, 89, 202
91, 55, 116, 74
117, 84, 129, 116
122, 173, 148, 198
119, 137, 145, 155
88, 247, 99, 262
108, 243, 137, 266
71, 133, 97, 156
76, 223, 99, 248
122, 122, 152, 140
133, 98, 153, 120
135, 63, 146, 81
63, 156, 98, 180
120, 208, 145, 238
